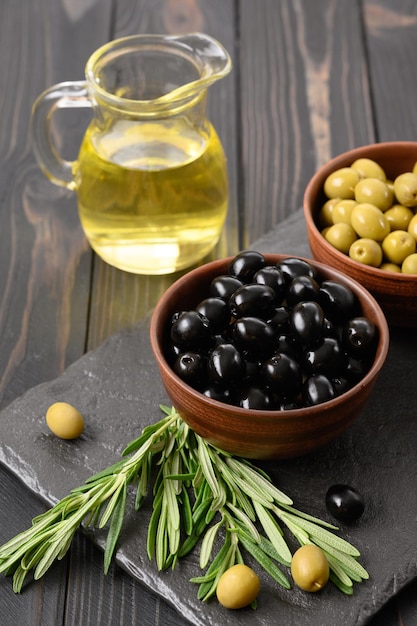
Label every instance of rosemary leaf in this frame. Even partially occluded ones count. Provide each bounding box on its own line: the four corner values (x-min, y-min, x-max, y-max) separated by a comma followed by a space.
200, 520, 222, 569
104, 481, 127, 574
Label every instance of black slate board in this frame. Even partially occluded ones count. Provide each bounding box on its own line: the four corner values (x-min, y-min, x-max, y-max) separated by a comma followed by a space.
0, 208, 417, 625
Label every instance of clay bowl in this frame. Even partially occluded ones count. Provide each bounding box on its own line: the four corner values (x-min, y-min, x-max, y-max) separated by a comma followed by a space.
303, 141, 417, 327
150, 254, 389, 460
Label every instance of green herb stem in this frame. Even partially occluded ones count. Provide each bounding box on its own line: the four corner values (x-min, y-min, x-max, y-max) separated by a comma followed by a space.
0, 405, 369, 600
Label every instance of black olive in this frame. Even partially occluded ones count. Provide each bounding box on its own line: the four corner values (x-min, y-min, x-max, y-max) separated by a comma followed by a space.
195, 297, 230, 333
261, 352, 302, 397
267, 306, 291, 331
232, 316, 276, 357
228, 250, 266, 282
286, 275, 320, 307
276, 257, 317, 283
202, 384, 235, 405
275, 333, 300, 358
319, 280, 356, 321
325, 484, 365, 523
253, 266, 286, 302
207, 343, 244, 383
170, 311, 211, 350
211, 275, 243, 300
302, 374, 335, 406
289, 301, 324, 345
238, 385, 272, 410
331, 376, 352, 396
302, 336, 347, 376
173, 352, 205, 385
342, 317, 378, 357
229, 284, 277, 319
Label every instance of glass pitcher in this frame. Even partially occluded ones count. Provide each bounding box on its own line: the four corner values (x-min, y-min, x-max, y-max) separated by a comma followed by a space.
31, 33, 232, 275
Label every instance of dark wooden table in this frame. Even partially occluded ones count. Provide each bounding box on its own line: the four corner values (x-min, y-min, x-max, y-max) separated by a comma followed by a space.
1, 1, 417, 624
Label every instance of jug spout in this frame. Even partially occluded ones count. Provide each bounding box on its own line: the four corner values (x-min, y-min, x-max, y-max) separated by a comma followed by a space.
159, 32, 232, 103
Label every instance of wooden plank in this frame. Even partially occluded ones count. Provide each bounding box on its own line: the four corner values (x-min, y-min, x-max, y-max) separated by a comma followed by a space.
0, 0, 112, 624
363, 0, 417, 140
239, 0, 375, 243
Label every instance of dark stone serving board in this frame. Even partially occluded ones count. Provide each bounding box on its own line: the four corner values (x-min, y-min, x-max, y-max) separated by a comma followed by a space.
1, 208, 417, 625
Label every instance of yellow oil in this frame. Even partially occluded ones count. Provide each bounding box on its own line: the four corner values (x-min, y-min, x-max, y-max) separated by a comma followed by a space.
74, 119, 228, 274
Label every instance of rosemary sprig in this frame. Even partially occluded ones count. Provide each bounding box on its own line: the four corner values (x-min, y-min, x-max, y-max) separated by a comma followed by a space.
0, 405, 369, 599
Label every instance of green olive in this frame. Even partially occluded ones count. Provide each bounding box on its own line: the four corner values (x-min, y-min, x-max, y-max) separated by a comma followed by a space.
216, 564, 260, 609
351, 158, 386, 181
291, 545, 329, 592
350, 203, 390, 241
384, 205, 414, 231
323, 167, 359, 199
354, 177, 394, 211
349, 238, 383, 266
318, 197, 341, 228
408, 213, 417, 241
401, 252, 417, 274
380, 262, 401, 273
46, 402, 85, 439
324, 223, 357, 253
382, 230, 416, 265
394, 172, 417, 207
331, 199, 357, 224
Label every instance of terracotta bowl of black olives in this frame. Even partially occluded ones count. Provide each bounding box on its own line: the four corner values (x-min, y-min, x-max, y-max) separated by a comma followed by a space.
303, 141, 417, 327
150, 251, 389, 460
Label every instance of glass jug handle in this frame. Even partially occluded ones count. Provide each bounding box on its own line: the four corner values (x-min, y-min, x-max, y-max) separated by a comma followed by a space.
30, 81, 91, 191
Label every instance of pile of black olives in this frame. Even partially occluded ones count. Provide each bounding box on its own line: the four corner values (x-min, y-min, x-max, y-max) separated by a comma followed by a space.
166, 251, 378, 410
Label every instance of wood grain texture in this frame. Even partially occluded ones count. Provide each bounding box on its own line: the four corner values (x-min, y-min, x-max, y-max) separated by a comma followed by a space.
239, 0, 374, 242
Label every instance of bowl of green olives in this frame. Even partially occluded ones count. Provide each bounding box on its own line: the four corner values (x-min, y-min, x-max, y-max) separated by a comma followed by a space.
150, 251, 389, 460
303, 141, 417, 327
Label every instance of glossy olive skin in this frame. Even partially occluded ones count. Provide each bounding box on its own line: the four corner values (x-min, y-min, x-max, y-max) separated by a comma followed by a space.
289, 301, 324, 345
210, 275, 243, 299
46, 402, 85, 440
168, 252, 379, 411
195, 297, 230, 332
208, 343, 244, 383
229, 284, 276, 318
302, 374, 335, 405
325, 484, 365, 522
228, 250, 266, 283
216, 564, 261, 609
342, 317, 377, 357
170, 311, 211, 349
291, 545, 330, 592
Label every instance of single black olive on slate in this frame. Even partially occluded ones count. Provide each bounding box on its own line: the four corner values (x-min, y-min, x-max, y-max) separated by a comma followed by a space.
325, 484, 365, 523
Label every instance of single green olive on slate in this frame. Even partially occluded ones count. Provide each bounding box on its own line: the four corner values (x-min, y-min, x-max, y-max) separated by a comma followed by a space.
216, 564, 261, 609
